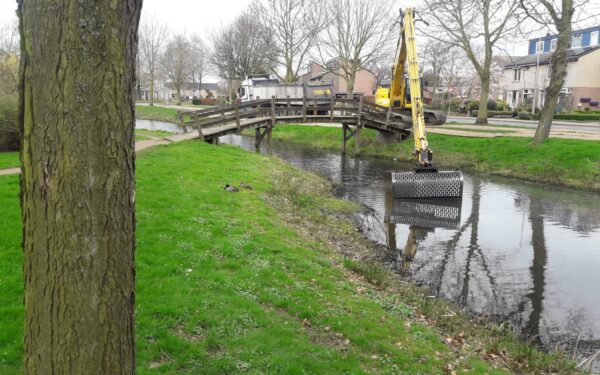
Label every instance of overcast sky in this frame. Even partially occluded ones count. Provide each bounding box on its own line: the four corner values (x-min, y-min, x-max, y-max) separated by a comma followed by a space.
1, 0, 533, 80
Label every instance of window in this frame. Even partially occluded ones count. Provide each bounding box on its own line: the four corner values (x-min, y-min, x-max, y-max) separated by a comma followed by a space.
513, 68, 521, 82
591, 31, 599, 46
536, 40, 544, 53
572, 34, 582, 48
550, 39, 557, 51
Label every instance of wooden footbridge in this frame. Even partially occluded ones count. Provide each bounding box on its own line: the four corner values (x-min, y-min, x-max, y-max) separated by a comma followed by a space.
172, 97, 421, 153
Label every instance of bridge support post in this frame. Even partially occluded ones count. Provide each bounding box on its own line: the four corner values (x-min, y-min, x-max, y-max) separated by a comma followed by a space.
342, 123, 357, 155
255, 128, 261, 153
235, 104, 241, 133
254, 124, 272, 154
355, 96, 363, 154
302, 96, 307, 123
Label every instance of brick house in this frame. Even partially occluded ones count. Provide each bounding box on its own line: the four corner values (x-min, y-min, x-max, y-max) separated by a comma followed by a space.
501, 26, 600, 111
297, 60, 377, 97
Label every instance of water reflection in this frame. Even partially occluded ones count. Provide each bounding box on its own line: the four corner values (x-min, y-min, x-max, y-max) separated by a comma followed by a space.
220, 134, 600, 369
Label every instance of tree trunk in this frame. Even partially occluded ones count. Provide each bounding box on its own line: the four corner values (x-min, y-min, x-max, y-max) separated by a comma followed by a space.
175, 85, 182, 105
346, 72, 356, 99
533, 4, 573, 144
18, 1, 140, 373
285, 58, 294, 83
476, 73, 490, 125
150, 71, 155, 106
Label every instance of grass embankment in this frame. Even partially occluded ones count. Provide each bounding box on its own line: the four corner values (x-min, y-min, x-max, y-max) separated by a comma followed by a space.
135, 104, 211, 123
0, 152, 19, 169
0, 142, 577, 373
1, 131, 173, 168
270, 125, 600, 192
135, 105, 182, 123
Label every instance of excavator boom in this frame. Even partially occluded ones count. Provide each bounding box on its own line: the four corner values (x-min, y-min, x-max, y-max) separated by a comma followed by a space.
391, 8, 463, 199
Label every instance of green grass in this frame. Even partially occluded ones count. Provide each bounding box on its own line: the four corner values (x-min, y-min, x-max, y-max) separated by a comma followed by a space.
135, 129, 173, 139
0, 141, 578, 373
270, 125, 600, 192
0, 152, 19, 169
135, 105, 181, 122
441, 126, 517, 134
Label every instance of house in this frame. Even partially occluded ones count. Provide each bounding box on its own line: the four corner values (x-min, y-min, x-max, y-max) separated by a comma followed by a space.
501, 26, 600, 111
297, 60, 377, 97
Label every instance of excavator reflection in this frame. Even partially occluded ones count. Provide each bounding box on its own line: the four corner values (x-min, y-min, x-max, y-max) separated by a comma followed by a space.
386, 196, 462, 274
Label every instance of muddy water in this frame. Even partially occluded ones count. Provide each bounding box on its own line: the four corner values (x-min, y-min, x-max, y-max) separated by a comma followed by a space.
221, 134, 600, 368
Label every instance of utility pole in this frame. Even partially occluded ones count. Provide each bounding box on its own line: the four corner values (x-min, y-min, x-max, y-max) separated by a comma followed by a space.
532, 35, 542, 115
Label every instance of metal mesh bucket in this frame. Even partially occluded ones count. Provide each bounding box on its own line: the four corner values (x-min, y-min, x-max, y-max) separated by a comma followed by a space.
387, 198, 462, 229
392, 170, 463, 199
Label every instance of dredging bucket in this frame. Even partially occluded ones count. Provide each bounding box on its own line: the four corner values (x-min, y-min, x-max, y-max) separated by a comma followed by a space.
392, 170, 464, 199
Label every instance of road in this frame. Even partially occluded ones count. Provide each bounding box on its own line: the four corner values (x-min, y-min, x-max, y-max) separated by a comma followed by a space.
447, 115, 600, 134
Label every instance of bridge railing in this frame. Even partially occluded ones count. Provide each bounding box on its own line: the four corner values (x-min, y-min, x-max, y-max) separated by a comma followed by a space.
177, 97, 413, 132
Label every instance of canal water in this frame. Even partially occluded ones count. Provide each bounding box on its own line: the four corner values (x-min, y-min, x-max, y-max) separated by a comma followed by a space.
135, 119, 182, 133
221, 133, 600, 369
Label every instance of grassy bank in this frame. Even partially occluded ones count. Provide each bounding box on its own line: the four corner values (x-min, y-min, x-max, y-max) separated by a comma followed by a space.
0, 152, 19, 169
269, 125, 600, 192
135, 105, 181, 123
0, 141, 577, 373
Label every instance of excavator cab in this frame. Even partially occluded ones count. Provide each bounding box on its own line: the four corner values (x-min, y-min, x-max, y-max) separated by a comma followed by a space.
390, 8, 463, 199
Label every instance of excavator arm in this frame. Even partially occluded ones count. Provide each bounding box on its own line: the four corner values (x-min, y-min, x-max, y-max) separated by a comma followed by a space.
390, 8, 464, 199
395, 8, 432, 168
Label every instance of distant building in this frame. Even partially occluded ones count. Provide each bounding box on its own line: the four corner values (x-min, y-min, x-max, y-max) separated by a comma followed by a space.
297, 60, 377, 97
501, 26, 600, 111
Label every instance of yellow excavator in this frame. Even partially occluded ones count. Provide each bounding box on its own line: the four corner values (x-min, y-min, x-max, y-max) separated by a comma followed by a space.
389, 8, 463, 199
375, 13, 446, 126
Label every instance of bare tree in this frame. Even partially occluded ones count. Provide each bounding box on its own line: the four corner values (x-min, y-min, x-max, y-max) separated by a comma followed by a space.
0, 19, 20, 96
189, 34, 207, 100
317, 0, 396, 98
162, 34, 191, 105
422, 40, 458, 106
422, 0, 522, 124
209, 7, 272, 101
139, 14, 168, 106
367, 51, 395, 87
259, 0, 325, 82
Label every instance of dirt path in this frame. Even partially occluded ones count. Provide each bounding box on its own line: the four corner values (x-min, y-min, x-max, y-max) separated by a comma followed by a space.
0, 136, 176, 177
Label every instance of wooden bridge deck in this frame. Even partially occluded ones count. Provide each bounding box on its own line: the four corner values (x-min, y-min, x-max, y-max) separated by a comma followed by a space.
173, 97, 427, 152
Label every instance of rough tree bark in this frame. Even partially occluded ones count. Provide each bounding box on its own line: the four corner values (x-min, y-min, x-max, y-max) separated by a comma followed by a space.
18, 0, 141, 373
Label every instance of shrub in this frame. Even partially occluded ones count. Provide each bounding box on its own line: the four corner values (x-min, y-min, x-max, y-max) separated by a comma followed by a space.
201, 98, 217, 105
554, 113, 600, 121
466, 99, 500, 112
0, 96, 19, 152
495, 99, 508, 111
486, 99, 498, 111
191, 98, 201, 105
466, 100, 479, 111
470, 110, 515, 118
517, 112, 536, 120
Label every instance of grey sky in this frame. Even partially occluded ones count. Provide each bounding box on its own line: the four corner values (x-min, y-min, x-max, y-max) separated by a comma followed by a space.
0, 0, 545, 73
